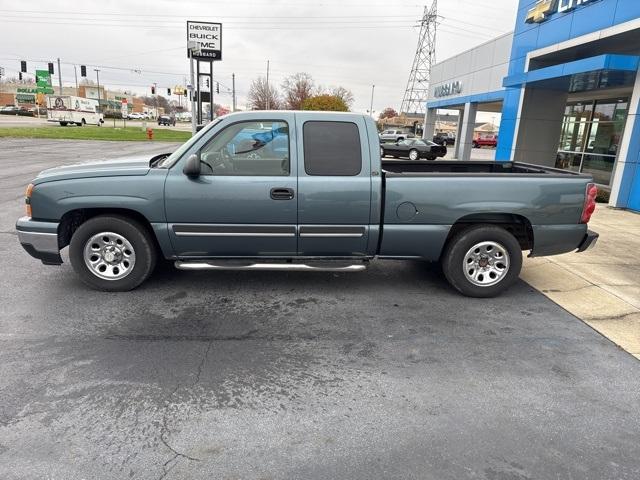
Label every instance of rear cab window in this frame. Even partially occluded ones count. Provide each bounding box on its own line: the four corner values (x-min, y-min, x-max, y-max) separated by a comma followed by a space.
303, 121, 362, 176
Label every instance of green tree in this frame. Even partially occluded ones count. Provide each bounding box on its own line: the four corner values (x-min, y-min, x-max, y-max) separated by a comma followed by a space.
301, 94, 349, 112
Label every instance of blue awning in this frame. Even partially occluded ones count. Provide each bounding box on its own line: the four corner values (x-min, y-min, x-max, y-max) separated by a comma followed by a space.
503, 54, 639, 88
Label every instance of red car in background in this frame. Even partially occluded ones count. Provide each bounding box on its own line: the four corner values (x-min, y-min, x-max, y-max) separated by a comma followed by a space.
473, 134, 498, 148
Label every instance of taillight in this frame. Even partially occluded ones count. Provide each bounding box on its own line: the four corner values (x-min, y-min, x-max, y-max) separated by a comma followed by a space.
25, 183, 34, 217
580, 183, 597, 224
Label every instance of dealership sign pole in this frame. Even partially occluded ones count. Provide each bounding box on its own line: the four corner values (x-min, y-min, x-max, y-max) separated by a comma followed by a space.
187, 21, 222, 135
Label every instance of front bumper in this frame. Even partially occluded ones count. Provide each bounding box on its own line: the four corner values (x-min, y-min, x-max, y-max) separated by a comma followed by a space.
16, 216, 62, 265
577, 229, 599, 253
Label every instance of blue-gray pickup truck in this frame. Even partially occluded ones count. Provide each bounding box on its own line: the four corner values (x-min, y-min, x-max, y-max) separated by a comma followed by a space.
16, 111, 599, 297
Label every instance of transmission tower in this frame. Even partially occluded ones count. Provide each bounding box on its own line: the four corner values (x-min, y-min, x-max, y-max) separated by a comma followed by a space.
400, 1, 438, 115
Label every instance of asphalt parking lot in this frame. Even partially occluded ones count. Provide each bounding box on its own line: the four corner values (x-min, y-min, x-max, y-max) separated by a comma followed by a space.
1, 139, 640, 480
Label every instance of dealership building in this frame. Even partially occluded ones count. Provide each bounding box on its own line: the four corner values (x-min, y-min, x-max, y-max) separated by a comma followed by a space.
424, 0, 640, 212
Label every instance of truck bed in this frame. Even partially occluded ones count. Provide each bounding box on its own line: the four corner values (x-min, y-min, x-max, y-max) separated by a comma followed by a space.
382, 160, 588, 177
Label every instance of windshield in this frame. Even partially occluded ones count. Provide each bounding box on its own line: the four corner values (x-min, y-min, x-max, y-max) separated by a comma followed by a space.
156, 118, 224, 168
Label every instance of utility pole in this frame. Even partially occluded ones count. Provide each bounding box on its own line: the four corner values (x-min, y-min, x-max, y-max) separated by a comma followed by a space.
189, 50, 196, 135
210, 61, 214, 121
232, 73, 236, 112
265, 60, 270, 110
369, 84, 375, 118
57, 58, 63, 95
94, 68, 101, 113
73, 65, 78, 95
153, 82, 157, 119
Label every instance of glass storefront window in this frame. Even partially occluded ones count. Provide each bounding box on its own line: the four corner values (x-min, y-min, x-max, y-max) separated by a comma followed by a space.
555, 152, 582, 172
585, 120, 623, 156
581, 154, 615, 186
556, 98, 629, 186
559, 121, 588, 152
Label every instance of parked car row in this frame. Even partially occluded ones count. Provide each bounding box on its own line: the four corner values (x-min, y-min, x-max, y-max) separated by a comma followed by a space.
0, 105, 36, 117
126, 112, 154, 120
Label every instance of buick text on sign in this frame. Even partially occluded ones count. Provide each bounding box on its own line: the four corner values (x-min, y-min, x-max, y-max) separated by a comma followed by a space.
187, 21, 222, 61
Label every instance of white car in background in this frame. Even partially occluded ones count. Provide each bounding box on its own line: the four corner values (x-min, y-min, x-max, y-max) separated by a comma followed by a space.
379, 129, 415, 143
127, 112, 144, 120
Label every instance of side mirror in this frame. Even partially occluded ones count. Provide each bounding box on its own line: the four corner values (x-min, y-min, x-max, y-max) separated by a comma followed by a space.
183, 153, 201, 177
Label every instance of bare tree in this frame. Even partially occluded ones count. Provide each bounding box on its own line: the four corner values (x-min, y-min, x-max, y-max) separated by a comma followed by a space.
329, 86, 354, 109
247, 76, 281, 110
379, 107, 398, 120
281, 72, 315, 110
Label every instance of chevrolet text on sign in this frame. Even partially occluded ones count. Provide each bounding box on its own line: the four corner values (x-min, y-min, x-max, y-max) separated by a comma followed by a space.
187, 21, 222, 60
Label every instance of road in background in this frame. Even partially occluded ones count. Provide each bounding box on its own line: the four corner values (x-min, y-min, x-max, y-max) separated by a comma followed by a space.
0, 115, 192, 131
0, 139, 639, 479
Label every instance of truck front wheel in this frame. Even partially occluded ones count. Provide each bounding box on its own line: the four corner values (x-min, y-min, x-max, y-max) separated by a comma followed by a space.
441, 225, 522, 298
69, 215, 157, 292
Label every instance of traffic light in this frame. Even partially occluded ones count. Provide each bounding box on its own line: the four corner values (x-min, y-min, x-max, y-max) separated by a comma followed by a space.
183, 90, 187, 97
48, 62, 54, 74
20, 61, 26, 73
151, 85, 156, 94
19, 72, 23, 81
216, 82, 219, 94
80, 65, 86, 77
167, 88, 171, 96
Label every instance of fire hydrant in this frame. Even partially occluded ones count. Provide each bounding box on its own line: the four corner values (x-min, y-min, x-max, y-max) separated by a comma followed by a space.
146, 128, 153, 140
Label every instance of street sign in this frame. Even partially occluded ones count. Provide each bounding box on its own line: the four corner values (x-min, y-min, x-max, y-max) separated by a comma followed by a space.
121, 99, 128, 118
187, 21, 222, 61
35, 70, 54, 94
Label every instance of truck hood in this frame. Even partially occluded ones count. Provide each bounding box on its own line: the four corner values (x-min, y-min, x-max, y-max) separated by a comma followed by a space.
32, 155, 159, 185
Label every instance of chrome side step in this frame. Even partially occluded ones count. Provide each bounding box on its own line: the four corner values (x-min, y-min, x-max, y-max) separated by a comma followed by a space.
174, 260, 367, 273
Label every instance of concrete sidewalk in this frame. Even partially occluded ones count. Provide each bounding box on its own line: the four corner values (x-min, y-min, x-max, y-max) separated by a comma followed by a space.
522, 206, 640, 359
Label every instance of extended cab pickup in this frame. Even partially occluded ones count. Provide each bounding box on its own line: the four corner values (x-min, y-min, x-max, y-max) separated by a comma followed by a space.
16, 111, 599, 297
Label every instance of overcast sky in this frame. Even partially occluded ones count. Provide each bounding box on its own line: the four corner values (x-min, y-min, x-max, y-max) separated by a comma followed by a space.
0, 0, 517, 116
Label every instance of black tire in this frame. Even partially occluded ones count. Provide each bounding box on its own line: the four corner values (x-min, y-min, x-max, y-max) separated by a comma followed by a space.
441, 225, 522, 298
397, 137, 404, 142
472, 141, 479, 148
426, 154, 437, 161
60, 122, 67, 126
69, 215, 157, 292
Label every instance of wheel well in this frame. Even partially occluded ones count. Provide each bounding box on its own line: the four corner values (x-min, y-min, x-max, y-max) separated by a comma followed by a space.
445, 213, 533, 251
58, 208, 158, 250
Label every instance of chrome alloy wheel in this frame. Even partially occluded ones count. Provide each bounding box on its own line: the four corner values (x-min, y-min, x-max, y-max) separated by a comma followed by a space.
409, 149, 419, 161
463, 241, 510, 287
83, 232, 136, 281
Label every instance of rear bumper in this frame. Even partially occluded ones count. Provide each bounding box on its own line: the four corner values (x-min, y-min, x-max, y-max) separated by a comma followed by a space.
16, 216, 62, 265
577, 229, 599, 253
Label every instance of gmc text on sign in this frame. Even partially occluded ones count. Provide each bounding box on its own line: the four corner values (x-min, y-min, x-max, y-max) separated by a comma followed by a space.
187, 21, 222, 61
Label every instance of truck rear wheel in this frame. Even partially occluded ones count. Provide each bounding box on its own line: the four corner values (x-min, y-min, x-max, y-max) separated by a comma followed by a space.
69, 215, 157, 292
59, 122, 67, 126
441, 225, 522, 298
